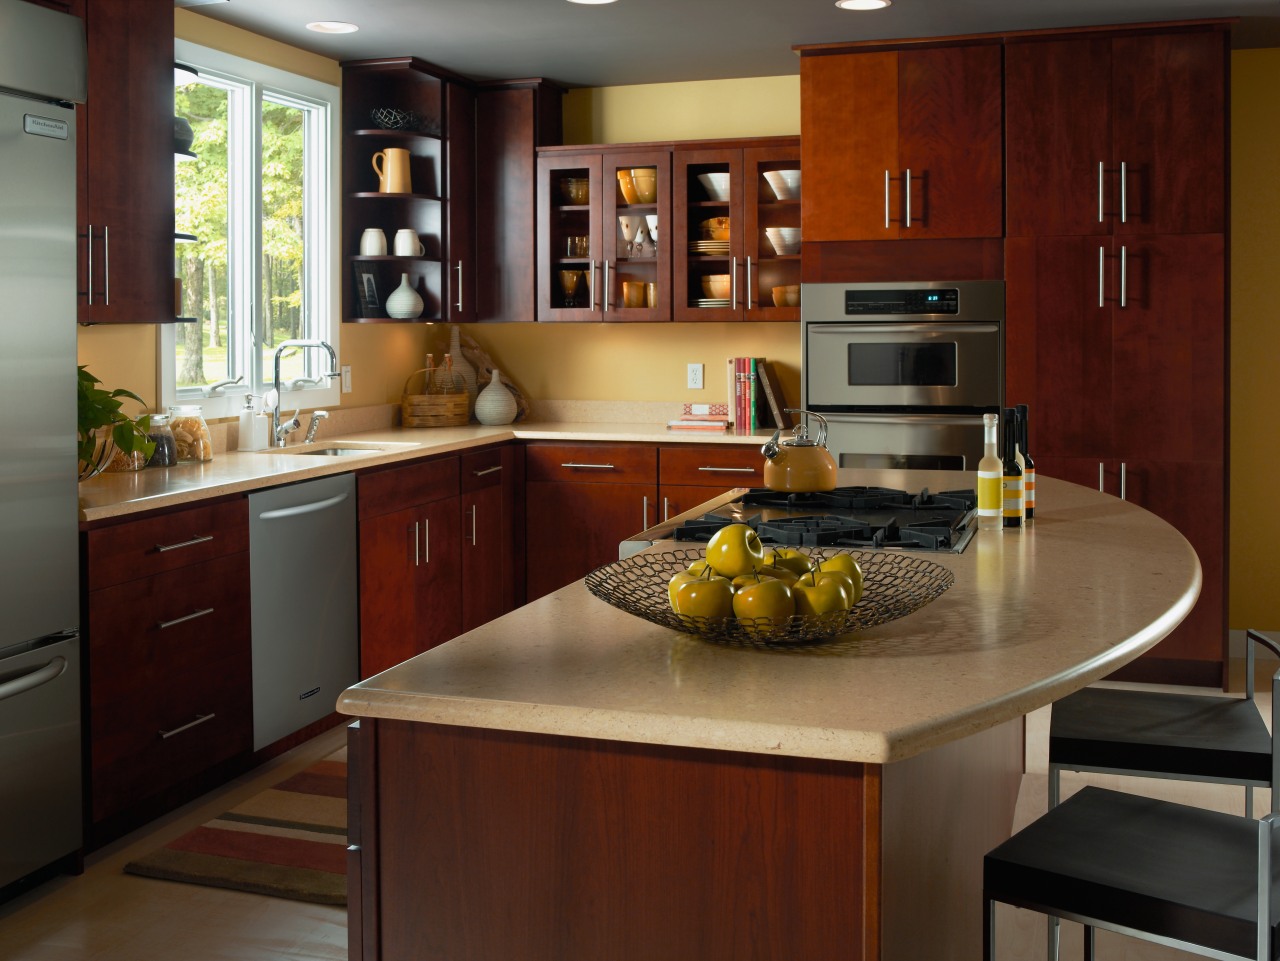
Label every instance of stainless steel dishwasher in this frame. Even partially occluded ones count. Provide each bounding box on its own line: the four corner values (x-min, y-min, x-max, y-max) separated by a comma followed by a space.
249, 473, 358, 751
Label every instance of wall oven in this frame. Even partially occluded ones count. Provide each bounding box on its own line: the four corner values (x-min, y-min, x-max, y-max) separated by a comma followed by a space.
801, 280, 1004, 470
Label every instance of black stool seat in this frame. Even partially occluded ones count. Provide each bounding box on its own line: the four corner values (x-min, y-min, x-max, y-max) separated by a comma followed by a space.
1051, 686, 1273, 783
986, 786, 1280, 959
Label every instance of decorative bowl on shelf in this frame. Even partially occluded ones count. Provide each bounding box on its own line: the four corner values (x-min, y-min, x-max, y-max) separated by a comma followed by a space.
369, 107, 420, 130
617, 169, 640, 204
763, 169, 802, 200
772, 284, 800, 308
696, 172, 731, 202
699, 217, 730, 241
701, 274, 731, 299
585, 548, 954, 646
765, 226, 802, 255
630, 167, 657, 203
561, 177, 590, 205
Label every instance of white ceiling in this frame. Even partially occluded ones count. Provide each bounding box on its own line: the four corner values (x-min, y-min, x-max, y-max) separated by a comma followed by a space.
182, 0, 1280, 87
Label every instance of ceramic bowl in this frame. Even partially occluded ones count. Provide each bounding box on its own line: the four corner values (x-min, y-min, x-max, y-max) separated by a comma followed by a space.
772, 284, 800, 308
630, 167, 657, 203
696, 172, 731, 202
699, 217, 730, 241
561, 177, 589, 205
701, 274, 731, 299
765, 226, 802, 256
763, 169, 802, 200
617, 169, 640, 204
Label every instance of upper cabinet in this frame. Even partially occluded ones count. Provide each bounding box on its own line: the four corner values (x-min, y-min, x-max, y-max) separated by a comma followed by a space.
799, 42, 1003, 243
76, 0, 177, 324
444, 82, 476, 323
536, 147, 672, 322
1005, 29, 1226, 238
340, 58, 456, 323
671, 140, 801, 321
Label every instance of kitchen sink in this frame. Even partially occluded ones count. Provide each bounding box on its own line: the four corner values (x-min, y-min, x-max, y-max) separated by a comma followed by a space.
296, 447, 383, 456
263, 441, 418, 456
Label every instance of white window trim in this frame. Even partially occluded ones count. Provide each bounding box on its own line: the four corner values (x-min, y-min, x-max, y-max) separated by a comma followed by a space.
160, 40, 341, 422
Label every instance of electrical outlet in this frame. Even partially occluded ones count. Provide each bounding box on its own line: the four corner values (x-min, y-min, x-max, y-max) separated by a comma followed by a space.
341, 366, 352, 394
687, 363, 704, 390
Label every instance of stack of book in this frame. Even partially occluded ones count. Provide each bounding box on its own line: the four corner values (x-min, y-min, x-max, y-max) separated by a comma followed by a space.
726, 358, 792, 434
667, 403, 730, 431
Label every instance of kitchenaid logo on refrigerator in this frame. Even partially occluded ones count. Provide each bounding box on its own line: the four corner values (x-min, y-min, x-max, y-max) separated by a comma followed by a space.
23, 114, 69, 140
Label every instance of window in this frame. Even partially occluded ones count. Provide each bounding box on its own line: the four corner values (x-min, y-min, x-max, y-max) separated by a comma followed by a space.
162, 41, 340, 420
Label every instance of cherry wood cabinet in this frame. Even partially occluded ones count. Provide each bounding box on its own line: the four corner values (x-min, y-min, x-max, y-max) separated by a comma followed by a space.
460, 445, 523, 632
443, 82, 475, 323
83, 498, 252, 843
525, 443, 659, 601
75, 0, 176, 323
799, 42, 1002, 243
357, 457, 462, 678
536, 147, 672, 322
671, 140, 801, 322
657, 444, 764, 522
1005, 28, 1227, 239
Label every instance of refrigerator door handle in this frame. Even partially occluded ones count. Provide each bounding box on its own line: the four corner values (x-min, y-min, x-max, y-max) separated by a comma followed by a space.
0, 655, 67, 703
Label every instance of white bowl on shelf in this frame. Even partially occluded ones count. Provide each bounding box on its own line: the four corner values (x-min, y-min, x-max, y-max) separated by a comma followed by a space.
763, 169, 802, 200
696, 172, 731, 202
765, 226, 802, 256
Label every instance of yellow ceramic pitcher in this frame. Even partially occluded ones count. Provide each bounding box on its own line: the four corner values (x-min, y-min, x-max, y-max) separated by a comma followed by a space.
372, 147, 412, 194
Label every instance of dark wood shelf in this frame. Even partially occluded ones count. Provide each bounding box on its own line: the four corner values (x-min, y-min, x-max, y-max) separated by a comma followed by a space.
351, 255, 441, 263
350, 191, 442, 201
350, 127, 441, 142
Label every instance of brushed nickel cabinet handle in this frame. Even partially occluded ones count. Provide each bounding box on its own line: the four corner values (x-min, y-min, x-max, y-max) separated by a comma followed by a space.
603, 260, 610, 312
1120, 462, 1127, 501
884, 170, 891, 229
1119, 245, 1127, 308
472, 465, 503, 477
154, 533, 214, 553
414, 520, 420, 566
745, 256, 752, 310
731, 256, 738, 309
697, 466, 756, 473
1119, 161, 1127, 224
560, 462, 614, 470
663, 496, 669, 522
1098, 462, 1104, 493
1098, 161, 1105, 223
455, 261, 464, 311
588, 259, 596, 311
904, 168, 912, 228
1098, 246, 1105, 308
642, 495, 649, 528
86, 224, 94, 304
157, 607, 215, 630
103, 225, 110, 306
159, 713, 215, 739
423, 517, 429, 564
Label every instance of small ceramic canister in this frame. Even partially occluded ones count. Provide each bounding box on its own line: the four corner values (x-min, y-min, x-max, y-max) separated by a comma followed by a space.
359, 228, 387, 255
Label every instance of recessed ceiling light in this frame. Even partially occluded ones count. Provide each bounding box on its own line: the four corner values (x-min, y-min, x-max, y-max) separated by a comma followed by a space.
566, 0, 618, 5
836, 0, 891, 9
306, 20, 359, 33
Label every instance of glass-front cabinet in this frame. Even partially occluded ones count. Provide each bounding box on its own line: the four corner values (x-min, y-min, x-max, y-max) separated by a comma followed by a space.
536, 148, 672, 322
672, 139, 801, 322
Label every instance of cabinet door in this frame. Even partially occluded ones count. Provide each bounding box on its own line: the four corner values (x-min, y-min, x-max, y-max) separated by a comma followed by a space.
460, 447, 516, 632
744, 145, 801, 320
1004, 235, 1114, 460
1005, 37, 1112, 238
79, 0, 175, 323
359, 498, 462, 678
800, 50, 898, 242
444, 82, 476, 322
537, 153, 604, 321
526, 481, 656, 602
600, 150, 671, 322
896, 43, 1003, 239
673, 147, 744, 321
1111, 31, 1226, 236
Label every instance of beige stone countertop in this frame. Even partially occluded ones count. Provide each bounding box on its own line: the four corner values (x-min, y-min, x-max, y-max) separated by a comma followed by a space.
76, 419, 773, 524
337, 469, 1202, 765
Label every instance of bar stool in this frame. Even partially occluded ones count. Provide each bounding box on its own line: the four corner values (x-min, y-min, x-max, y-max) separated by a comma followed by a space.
1043, 628, 1280, 958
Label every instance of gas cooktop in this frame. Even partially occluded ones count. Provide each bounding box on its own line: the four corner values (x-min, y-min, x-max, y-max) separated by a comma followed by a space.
670, 486, 979, 553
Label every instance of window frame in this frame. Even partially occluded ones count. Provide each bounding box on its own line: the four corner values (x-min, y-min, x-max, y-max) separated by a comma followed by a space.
160, 40, 341, 421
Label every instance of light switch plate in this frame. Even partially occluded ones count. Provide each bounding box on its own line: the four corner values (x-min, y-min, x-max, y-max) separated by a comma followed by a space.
341, 366, 352, 393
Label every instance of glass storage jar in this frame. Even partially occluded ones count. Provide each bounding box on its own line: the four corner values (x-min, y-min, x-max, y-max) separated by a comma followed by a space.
145, 412, 178, 467
167, 405, 213, 462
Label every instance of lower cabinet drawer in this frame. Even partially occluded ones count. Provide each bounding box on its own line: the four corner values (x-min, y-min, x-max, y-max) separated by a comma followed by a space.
87, 552, 252, 822
525, 442, 657, 484
658, 444, 764, 487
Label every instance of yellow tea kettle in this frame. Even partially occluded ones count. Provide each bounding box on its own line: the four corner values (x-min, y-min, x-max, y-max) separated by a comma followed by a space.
761, 411, 838, 492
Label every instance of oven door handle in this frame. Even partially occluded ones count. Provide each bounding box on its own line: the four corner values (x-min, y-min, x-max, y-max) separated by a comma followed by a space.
807, 323, 1000, 336
820, 412, 987, 426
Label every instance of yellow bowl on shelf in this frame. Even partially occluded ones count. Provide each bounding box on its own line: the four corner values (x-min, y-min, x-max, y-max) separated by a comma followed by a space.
617, 169, 640, 204
699, 217, 730, 241
772, 284, 800, 308
561, 177, 589, 205
630, 167, 657, 203
701, 274, 731, 299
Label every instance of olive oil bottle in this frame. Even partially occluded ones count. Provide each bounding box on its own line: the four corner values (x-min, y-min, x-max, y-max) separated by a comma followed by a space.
1016, 403, 1036, 520
977, 412, 1002, 531
1001, 407, 1024, 529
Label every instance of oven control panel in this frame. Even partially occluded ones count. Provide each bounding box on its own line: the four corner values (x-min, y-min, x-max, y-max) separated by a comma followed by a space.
845, 288, 959, 315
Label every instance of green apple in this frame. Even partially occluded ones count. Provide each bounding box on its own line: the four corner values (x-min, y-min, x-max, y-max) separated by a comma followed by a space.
732, 576, 794, 631
674, 572, 735, 624
668, 569, 701, 611
764, 547, 815, 576
817, 554, 864, 605
705, 523, 765, 578
792, 571, 852, 616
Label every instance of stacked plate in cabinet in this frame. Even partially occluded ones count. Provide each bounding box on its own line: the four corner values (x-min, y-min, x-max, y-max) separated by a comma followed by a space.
692, 298, 731, 308
688, 240, 730, 255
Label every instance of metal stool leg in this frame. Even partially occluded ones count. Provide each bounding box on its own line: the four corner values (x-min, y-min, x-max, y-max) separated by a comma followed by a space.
1246, 784, 1254, 819
1048, 763, 1061, 960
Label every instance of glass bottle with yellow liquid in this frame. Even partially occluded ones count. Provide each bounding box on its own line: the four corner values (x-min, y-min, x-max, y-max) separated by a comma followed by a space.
977, 412, 1002, 531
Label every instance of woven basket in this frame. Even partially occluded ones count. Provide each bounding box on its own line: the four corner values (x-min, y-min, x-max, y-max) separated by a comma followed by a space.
401, 369, 469, 428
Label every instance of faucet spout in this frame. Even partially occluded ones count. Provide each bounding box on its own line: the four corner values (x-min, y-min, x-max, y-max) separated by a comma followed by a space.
271, 340, 339, 447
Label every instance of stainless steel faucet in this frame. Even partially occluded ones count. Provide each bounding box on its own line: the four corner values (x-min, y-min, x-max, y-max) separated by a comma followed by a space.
304, 409, 329, 444
271, 340, 339, 447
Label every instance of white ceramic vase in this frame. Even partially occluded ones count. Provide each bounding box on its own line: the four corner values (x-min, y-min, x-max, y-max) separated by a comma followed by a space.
385, 273, 424, 319
474, 369, 517, 426
446, 324, 477, 408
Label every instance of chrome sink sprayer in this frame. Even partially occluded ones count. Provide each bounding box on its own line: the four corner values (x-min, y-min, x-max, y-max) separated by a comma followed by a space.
271, 340, 339, 447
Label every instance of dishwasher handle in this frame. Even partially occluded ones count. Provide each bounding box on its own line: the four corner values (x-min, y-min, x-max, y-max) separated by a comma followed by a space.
257, 491, 350, 521
0, 655, 67, 703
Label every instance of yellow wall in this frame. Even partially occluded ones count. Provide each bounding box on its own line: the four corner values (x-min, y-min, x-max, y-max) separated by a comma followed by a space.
1228, 48, 1280, 631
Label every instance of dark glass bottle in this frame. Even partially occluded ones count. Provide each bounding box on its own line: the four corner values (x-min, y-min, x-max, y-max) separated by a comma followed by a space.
1002, 407, 1024, 529
1016, 403, 1036, 520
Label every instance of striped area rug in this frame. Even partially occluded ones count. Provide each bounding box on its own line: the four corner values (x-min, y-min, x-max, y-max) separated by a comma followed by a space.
123, 749, 348, 905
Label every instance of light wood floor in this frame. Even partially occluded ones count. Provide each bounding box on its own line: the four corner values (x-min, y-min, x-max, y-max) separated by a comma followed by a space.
0, 685, 1265, 961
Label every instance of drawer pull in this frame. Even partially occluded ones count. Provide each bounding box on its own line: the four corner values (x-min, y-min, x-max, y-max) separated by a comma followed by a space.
159, 712, 215, 739
157, 607, 215, 630
154, 533, 214, 553
696, 466, 756, 473
471, 465, 503, 477
560, 462, 615, 470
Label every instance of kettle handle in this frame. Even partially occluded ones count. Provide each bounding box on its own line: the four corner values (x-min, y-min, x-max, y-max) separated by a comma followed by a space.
784, 409, 828, 447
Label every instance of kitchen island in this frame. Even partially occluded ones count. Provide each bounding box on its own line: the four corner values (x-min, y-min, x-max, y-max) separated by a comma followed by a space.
338, 469, 1200, 961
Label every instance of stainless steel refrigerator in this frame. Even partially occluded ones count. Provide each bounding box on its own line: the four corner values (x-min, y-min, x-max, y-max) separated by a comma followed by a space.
0, 0, 88, 895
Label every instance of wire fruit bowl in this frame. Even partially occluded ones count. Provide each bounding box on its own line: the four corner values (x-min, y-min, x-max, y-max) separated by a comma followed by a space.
585, 548, 954, 646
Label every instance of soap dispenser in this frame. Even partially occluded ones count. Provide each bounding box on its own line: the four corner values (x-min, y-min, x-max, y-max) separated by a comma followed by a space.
237, 395, 269, 452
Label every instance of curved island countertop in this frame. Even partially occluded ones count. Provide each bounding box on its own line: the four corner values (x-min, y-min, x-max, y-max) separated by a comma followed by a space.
336, 469, 1201, 764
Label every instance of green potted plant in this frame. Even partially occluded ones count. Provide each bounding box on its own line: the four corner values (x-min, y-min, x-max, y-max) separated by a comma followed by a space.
77, 365, 155, 479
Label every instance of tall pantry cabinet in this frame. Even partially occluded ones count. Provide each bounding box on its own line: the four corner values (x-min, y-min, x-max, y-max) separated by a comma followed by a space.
1003, 24, 1229, 685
